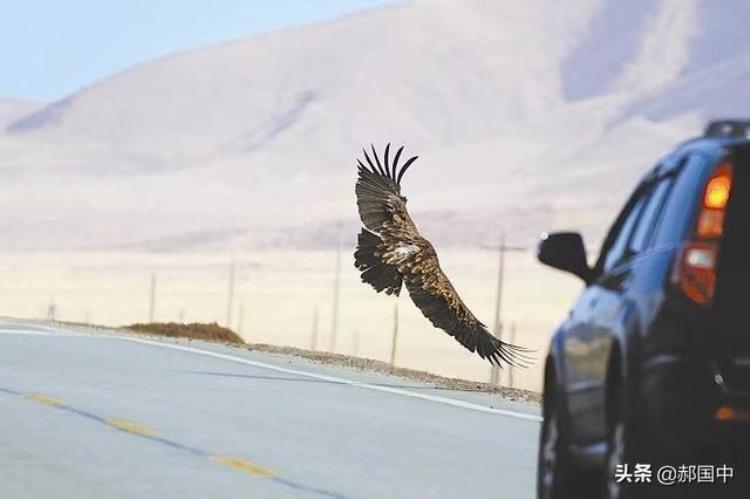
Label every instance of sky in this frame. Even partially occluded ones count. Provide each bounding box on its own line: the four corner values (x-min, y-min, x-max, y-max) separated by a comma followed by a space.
0, 0, 399, 101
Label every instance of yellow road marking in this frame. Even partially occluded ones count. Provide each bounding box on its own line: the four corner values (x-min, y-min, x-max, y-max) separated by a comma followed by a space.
211, 454, 278, 477
106, 418, 159, 438
17, 391, 279, 481
24, 393, 65, 406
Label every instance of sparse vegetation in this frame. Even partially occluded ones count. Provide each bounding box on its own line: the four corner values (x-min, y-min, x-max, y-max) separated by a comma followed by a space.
124, 322, 244, 345
244, 343, 540, 403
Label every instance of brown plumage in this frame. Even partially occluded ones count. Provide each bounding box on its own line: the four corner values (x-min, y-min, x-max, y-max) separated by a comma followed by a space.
353, 144, 532, 367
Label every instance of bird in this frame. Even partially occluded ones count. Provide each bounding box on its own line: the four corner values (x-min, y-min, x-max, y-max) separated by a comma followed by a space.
353, 143, 531, 367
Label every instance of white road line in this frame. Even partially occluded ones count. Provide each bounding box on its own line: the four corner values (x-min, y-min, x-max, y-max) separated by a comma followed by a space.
0, 319, 87, 336
0, 321, 542, 422
0, 328, 78, 336
118, 336, 542, 423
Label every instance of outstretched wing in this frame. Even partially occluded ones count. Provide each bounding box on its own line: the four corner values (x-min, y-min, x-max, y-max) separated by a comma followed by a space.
404, 254, 531, 367
353, 144, 531, 367
355, 143, 419, 235
354, 144, 420, 298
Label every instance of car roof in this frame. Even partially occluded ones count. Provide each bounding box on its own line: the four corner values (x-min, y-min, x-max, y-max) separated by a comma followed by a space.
679, 135, 750, 153
633, 121, 750, 184
649, 135, 750, 180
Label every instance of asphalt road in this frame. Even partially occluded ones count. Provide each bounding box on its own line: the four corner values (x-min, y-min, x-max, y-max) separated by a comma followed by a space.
0, 319, 541, 499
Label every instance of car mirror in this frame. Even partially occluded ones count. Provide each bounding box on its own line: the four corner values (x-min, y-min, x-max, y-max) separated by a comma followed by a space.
537, 232, 593, 284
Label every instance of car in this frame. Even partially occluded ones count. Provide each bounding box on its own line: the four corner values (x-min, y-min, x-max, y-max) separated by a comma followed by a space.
535, 120, 750, 499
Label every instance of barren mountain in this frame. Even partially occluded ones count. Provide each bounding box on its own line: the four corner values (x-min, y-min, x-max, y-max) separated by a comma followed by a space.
2, 0, 749, 251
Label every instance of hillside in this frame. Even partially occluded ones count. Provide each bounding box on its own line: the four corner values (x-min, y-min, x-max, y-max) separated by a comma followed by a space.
1, 0, 750, 251
0, 98, 42, 127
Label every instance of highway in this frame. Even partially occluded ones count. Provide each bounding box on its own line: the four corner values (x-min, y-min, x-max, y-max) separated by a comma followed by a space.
0, 319, 541, 499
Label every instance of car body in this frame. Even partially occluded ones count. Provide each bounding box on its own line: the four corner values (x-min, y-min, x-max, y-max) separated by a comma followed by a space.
536, 120, 750, 499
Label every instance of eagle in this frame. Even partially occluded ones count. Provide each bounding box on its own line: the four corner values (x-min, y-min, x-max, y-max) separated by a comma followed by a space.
353, 144, 531, 367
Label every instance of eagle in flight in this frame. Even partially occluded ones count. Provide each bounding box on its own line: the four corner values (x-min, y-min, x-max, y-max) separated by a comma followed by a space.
354, 144, 531, 367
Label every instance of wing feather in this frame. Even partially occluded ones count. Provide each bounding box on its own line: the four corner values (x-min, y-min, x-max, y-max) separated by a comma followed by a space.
404, 260, 531, 367
355, 146, 417, 234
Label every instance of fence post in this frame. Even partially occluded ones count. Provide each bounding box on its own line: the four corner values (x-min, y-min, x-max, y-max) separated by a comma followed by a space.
238, 303, 245, 338
352, 330, 360, 357
508, 322, 517, 388
310, 306, 320, 351
390, 301, 399, 368
148, 274, 156, 323
226, 256, 236, 328
330, 223, 342, 352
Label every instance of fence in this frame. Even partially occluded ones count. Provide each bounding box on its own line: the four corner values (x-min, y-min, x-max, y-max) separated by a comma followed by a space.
0, 248, 581, 391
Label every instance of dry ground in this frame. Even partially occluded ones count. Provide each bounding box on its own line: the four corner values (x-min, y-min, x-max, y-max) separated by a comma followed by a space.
119, 322, 540, 403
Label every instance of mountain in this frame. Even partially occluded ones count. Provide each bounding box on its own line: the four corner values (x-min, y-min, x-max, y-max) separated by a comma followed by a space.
0, 98, 42, 127
2, 0, 750, 251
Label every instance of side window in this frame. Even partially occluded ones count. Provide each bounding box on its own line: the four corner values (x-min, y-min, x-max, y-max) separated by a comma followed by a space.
654, 154, 709, 247
602, 192, 648, 272
629, 177, 674, 253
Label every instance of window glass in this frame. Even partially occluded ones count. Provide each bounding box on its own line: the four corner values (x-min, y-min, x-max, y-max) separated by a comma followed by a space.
602, 193, 647, 272
654, 155, 708, 247
629, 178, 673, 253
719, 160, 750, 267
715, 159, 750, 320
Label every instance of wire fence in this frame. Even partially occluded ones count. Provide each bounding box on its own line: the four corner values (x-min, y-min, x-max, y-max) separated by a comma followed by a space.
0, 248, 582, 392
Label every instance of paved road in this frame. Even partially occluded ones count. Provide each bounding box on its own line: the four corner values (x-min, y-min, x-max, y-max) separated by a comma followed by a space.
0, 319, 540, 499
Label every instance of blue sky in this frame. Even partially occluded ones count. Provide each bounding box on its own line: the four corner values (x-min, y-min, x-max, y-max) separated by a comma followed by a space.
1, 0, 398, 101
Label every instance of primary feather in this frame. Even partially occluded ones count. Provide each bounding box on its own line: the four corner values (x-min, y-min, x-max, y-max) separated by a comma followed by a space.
353, 144, 532, 367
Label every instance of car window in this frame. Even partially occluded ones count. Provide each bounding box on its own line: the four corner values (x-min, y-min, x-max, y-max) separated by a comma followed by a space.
715, 157, 750, 320
654, 154, 708, 247
629, 178, 673, 253
602, 191, 648, 273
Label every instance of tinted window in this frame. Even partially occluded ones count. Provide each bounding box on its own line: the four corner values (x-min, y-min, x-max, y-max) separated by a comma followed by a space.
720, 162, 750, 267
629, 178, 673, 253
715, 158, 750, 333
654, 154, 708, 247
602, 193, 647, 272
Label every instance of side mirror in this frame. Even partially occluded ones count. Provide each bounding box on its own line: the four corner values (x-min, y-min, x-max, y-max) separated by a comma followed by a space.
537, 232, 593, 284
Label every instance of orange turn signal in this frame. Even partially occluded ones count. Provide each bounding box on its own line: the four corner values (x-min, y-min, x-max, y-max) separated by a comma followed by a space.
716, 406, 735, 421
715, 406, 750, 422
704, 174, 732, 209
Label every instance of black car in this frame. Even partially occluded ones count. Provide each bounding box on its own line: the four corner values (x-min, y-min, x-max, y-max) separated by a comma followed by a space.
536, 120, 750, 499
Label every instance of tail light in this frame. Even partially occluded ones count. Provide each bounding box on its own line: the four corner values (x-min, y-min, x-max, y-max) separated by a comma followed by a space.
672, 162, 733, 306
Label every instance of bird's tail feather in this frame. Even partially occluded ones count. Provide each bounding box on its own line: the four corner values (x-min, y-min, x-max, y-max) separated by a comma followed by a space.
354, 229, 403, 296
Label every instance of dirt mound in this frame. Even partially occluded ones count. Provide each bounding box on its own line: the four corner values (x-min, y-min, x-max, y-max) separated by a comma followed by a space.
124, 322, 244, 345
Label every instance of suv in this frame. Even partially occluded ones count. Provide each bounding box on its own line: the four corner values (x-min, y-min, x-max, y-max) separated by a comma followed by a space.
536, 120, 750, 499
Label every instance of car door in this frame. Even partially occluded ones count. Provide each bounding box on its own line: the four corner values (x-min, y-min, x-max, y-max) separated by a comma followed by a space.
584, 165, 679, 440
562, 182, 648, 443
564, 161, 678, 444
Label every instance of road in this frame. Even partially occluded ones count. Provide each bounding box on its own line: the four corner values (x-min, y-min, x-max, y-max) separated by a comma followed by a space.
0, 319, 541, 499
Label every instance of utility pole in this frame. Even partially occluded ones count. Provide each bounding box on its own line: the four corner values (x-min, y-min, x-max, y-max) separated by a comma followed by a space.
148, 274, 157, 323
330, 222, 342, 352
390, 301, 399, 368
226, 256, 236, 329
485, 235, 525, 385
508, 322, 517, 388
